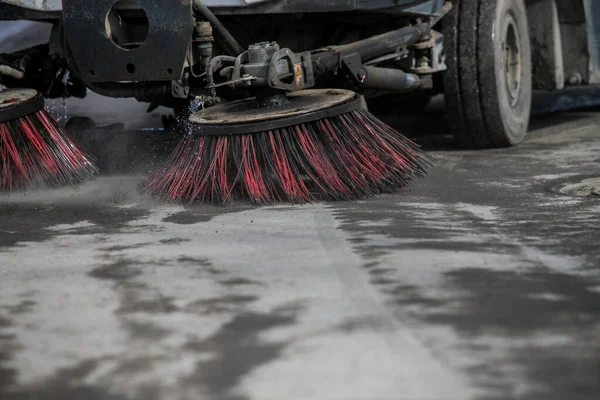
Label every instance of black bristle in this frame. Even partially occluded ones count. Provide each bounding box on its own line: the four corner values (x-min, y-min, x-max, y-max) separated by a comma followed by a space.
143, 104, 434, 205
0, 108, 98, 190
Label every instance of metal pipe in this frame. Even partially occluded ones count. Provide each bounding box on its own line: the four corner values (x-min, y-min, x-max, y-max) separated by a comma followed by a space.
331, 23, 430, 62
87, 83, 137, 98
192, 0, 244, 56
205, 55, 237, 96
430, 1, 453, 28
0, 65, 24, 80
311, 24, 429, 75
360, 66, 420, 91
89, 83, 168, 100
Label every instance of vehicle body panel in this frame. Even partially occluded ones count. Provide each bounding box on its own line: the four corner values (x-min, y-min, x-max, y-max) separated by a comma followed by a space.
2, 0, 60, 11
584, 0, 600, 83
3, 0, 600, 89
206, 0, 444, 15
0, 0, 443, 16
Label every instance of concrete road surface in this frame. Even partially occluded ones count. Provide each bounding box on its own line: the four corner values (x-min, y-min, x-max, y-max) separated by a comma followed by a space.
1, 93, 599, 400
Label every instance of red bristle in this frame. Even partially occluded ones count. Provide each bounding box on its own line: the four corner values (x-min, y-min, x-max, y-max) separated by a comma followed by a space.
168, 136, 201, 199
240, 135, 268, 203
216, 136, 229, 200
269, 130, 311, 202
0, 108, 97, 190
319, 117, 383, 191
143, 106, 434, 205
295, 124, 346, 196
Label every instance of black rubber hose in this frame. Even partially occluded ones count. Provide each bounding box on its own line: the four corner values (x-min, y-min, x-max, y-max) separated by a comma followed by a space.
89, 83, 169, 100
311, 24, 430, 76
360, 66, 420, 91
205, 55, 237, 96
331, 23, 429, 62
192, 0, 244, 56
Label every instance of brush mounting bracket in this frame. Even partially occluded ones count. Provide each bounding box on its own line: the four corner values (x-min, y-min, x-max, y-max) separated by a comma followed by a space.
216, 41, 315, 92
214, 23, 431, 97
267, 49, 314, 91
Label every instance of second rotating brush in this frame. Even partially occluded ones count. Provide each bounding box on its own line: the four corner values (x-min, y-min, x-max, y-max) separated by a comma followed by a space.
0, 88, 97, 190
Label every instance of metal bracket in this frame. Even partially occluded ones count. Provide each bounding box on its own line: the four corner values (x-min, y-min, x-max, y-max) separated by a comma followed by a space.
171, 81, 190, 98
217, 46, 315, 92
400, 29, 446, 74
62, 0, 193, 84
268, 49, 314, 91
231, 52, 250, 82
340, 52, 366, 84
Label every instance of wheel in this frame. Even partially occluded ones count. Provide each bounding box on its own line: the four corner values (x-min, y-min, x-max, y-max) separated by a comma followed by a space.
443, 0, 532, 148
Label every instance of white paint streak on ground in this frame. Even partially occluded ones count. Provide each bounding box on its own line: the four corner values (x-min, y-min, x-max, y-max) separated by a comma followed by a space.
532, 173, 581, 181
480, 181, 523, 189
46, 220, 96, 231
455, 203, 499, 221
353, 217, 393, 227
536, 198, 583, 207
588, 286, 600, 294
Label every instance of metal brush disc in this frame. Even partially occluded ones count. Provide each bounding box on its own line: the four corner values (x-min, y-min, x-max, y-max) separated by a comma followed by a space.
0, 89, 44, 123
188, 89, 360, 136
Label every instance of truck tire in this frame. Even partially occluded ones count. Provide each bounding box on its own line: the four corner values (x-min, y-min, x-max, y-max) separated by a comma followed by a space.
443, 0, 532, 148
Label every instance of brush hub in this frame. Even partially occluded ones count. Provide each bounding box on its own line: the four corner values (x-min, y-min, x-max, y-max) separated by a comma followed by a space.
188, 89, 360, 136
0, 89, 44, 123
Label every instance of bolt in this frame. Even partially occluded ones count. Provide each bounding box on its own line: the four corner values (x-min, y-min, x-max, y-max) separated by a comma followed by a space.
568, 73, 582, 86
357, 69, 366, 83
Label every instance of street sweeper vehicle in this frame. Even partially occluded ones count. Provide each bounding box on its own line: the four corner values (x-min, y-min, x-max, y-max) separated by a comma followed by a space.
1, 0, 599, 203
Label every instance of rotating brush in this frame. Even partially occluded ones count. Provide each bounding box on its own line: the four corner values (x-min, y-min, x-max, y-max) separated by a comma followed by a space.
0, 89, 97, 190
143, 89, 434, 205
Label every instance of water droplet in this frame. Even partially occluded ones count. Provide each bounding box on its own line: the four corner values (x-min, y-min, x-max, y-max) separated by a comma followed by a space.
44, 98, 68, 124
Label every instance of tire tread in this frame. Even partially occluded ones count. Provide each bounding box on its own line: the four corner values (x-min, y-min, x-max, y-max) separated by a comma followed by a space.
444, 0, 531, 148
